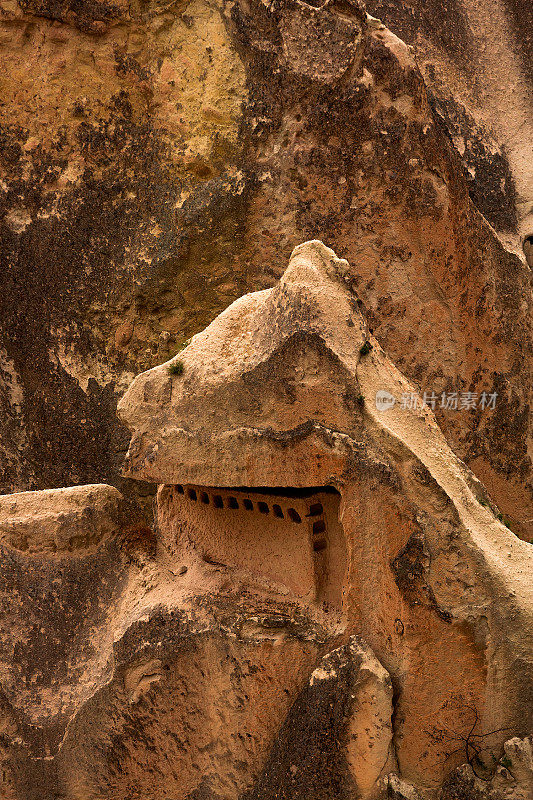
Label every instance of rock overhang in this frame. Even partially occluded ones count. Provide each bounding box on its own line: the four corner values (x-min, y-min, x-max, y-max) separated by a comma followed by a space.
0, 235, 529, 796
117, 237, 533, 621
118, 240, 372, 485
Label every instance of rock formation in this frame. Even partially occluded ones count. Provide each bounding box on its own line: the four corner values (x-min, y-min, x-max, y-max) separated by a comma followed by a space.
0, 240, 530, 798
117, 239, 533, 795
366, 0, 533, 239
0, 0, 531, 797
1, 0, 531, 551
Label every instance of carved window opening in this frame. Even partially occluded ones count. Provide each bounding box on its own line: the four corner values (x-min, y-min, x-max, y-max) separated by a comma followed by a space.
169, 485, 346, 610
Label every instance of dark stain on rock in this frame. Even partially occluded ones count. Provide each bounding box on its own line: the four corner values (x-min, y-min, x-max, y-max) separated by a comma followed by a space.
240, 642, 360, 800
365, 0, 475, 67
391, 529, 452, 622
429, 93, 518, 231
17, 0, 126, 33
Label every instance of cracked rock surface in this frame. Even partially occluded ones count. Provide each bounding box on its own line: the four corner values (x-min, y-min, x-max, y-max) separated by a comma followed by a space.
0, 241, 531, 796
0, 0, 532, 797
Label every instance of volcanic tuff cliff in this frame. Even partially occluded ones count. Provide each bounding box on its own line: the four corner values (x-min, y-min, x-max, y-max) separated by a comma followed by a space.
1, 0, 531, 526
0, 0, 532, 798
1, 240, 532, 798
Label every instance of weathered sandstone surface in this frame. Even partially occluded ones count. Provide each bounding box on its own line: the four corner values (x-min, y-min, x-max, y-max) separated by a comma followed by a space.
0, 241, 531, 797
117, 239, 533, 795
1, 0, 531, 549
0, 0, 532, 797
366, 0, 533, 239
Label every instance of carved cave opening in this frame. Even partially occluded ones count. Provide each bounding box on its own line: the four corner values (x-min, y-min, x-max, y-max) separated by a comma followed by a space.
170, 484, 347, 610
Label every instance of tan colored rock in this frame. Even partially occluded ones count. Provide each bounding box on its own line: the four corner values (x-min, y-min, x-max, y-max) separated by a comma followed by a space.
365, 0, 533, 237
0, 0, 531, 796
0, 240, 531, 798
156, 483, 347, 608
439, 734, 533, 800
0, 480, 329, 799
56, 613, 325, 800
120, 240, 533, 791
343, 639, 396, 797
279, 0, 366, 84
0, 0, 530, 547
242, 636, 395, 799
0, 483, 141, 554
114, 321, 134, 349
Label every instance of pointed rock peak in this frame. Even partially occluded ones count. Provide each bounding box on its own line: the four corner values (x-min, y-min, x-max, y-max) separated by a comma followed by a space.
118, 241, 372, 485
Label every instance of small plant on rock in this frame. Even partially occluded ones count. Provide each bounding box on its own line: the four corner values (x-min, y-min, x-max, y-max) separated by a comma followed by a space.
167, 360, 184, 376
359, 341, 373, 356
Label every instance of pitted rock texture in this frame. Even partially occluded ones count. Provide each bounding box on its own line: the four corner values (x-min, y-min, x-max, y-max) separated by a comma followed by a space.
241, 637, 394, 800
0, 483, 141, 553
1, 242, 532, 798
439, 735, 533, 800
0, 0, 532, 796
119, 240, 533, 793
0, 0, 250, 494
365, 0, 533, 237
0, 1, 531, 556
0, 482, 335, 799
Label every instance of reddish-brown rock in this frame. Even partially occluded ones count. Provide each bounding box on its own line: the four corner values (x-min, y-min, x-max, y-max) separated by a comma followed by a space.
0, 1, 531, 797
0, 240, 531, 798
0, 1, 531, 552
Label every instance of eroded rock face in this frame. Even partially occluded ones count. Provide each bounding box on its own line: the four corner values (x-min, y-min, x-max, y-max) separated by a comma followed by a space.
0, 483, 140, 553
118, 240, 533, 794
1, 0, 531, 559
440, 735, 533, 800
0, 483, 334, 799
1, 241, 532, 797
242, 637, 395, 799
0, 484, 151, 797
1, 0, 532, 796
365, 0, 533, 237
